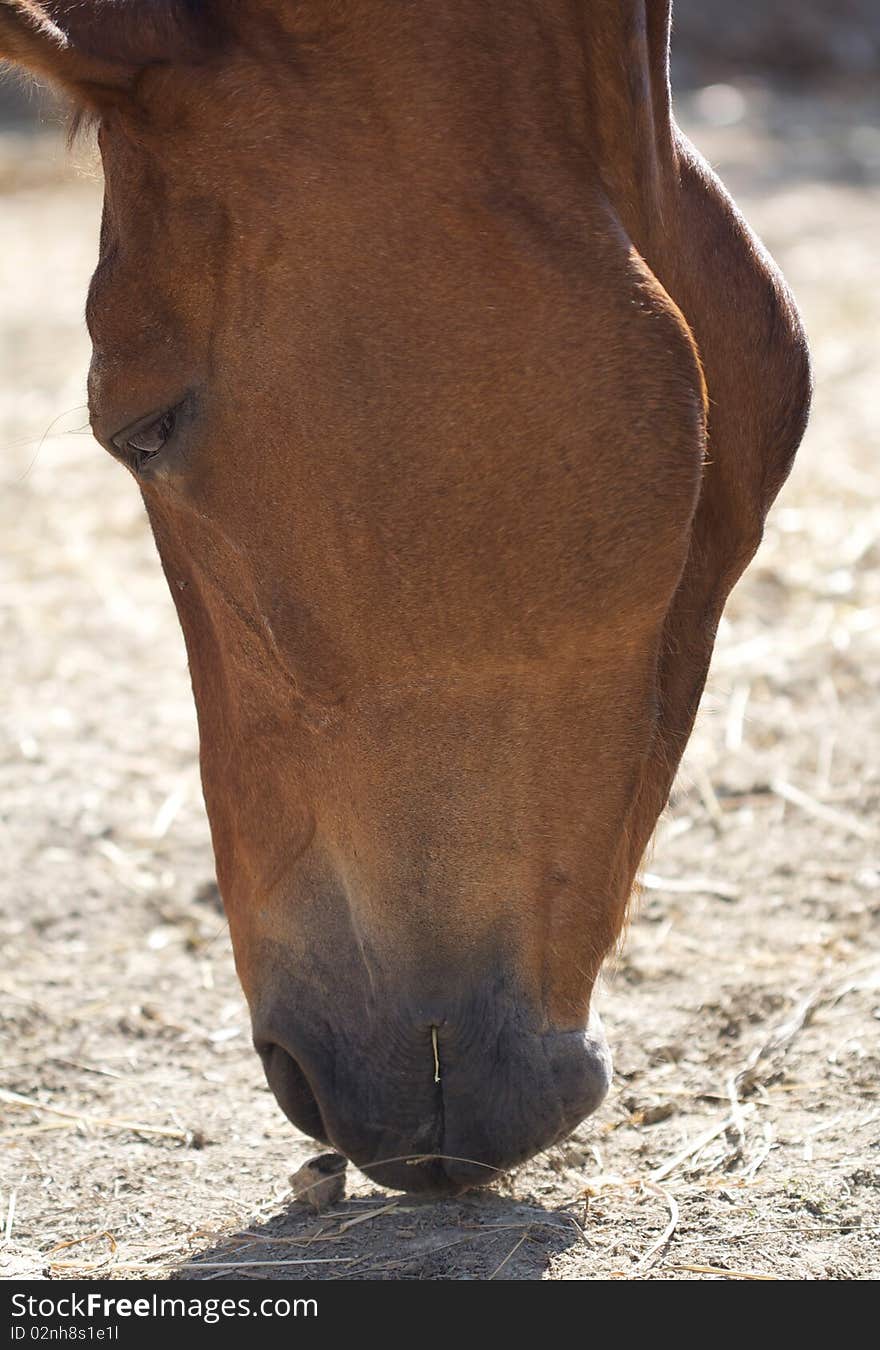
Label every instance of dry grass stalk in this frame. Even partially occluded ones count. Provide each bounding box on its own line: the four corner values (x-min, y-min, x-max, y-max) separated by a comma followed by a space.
649, 1109, 753, 1183
735, 962, 880, 1092
333, 1202, 399, 1234
770, 777, 876, 842
641, 872, 740, 901
692, 764, 726, 830
3, 1190, 16, 1243
666, 1263, 778, 1280
48, 1231, 118, 1257
725, 682, 751, 751
636, 1184, 680, 1270
143, 1258, 355, 1271
0, 1088, 191, 1142
487, 1231, 530, 1280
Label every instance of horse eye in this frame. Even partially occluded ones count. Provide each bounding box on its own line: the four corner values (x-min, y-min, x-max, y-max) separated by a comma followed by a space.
112, 407, 177, 468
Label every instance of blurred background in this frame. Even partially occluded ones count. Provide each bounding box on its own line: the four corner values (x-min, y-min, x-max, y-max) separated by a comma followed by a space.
675, 0, 880, 79
1, 4, 878, 1281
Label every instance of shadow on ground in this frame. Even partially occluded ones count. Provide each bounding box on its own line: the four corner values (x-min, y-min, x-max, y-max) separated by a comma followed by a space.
171, 1186, 586, 1282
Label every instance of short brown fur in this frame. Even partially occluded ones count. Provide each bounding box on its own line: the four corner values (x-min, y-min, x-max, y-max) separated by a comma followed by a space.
1, 0, 810, 1190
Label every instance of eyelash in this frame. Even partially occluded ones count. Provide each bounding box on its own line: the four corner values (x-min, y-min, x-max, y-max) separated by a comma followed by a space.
111, 405, 179, 472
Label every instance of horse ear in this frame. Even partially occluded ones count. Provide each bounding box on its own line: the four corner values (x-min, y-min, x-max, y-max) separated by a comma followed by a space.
0, 2, 131, 101
0, 1, 215, 107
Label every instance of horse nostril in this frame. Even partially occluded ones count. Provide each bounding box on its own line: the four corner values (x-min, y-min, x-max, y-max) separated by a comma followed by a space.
259, 1042, 327, 1145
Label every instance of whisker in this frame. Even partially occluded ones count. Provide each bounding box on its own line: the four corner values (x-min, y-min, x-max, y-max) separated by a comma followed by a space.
15, 403, 90, 479
358, 1150, 501, 1173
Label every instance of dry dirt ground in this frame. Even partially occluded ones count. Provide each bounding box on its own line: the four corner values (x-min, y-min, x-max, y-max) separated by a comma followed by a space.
1, 77, 878, 1282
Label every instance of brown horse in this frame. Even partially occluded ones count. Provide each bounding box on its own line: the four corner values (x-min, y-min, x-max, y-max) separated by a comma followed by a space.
1, 1, 810, 1192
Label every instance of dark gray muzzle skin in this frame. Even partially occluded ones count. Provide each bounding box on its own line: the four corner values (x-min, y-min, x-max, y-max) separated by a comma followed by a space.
255, 961, 611, 1194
